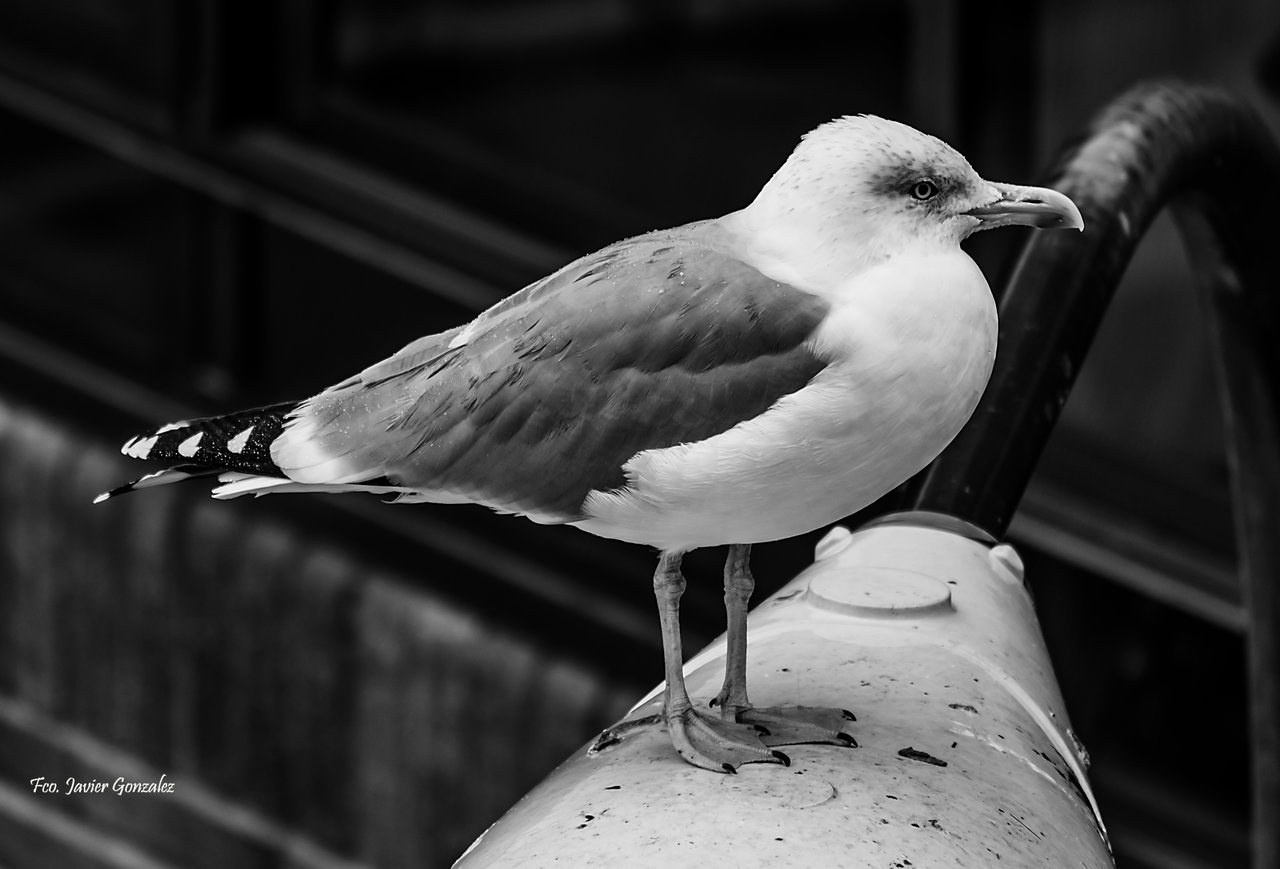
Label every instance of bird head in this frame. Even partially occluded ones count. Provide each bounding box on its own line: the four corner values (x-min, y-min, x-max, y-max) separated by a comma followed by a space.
738, 115, 1082, 281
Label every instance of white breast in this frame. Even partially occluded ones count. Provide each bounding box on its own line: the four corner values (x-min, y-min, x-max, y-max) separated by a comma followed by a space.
574, 252, 997, 551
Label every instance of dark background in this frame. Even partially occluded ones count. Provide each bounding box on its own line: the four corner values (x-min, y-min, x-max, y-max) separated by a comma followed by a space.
0, 1, 1278, 867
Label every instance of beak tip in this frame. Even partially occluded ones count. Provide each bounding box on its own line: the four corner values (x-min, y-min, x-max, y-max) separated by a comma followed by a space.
969, 183, 1085, 233
1064, 203, 1085, 233
1037, 188, 1085, 233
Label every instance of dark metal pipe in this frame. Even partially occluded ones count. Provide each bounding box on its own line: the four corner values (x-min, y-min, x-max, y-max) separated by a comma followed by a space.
911, 81, 1280, 869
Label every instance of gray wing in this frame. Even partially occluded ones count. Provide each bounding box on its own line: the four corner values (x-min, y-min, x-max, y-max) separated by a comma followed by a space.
272, 224, 833, 520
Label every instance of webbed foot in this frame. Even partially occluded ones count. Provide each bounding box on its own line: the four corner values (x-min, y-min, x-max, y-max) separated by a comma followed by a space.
732, 705, 858, 748
668, 705, 791, 772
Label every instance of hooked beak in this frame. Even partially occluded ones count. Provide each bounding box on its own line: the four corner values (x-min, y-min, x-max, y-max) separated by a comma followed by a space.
966, 182, 1084, 232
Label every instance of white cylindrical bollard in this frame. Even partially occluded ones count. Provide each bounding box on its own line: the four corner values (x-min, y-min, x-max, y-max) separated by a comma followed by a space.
455, 513, 1112, 868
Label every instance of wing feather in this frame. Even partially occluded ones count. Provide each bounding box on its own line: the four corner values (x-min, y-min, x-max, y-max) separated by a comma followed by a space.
273, 221, 832, 519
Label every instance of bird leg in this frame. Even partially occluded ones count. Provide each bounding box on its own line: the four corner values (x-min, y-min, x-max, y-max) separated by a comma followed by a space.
711, 544, 859, 749
711, 543, 754, 717
653, 550, 787, 772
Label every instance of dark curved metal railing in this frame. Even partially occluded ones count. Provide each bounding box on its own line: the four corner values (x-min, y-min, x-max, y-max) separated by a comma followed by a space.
911, 81, 1280, 869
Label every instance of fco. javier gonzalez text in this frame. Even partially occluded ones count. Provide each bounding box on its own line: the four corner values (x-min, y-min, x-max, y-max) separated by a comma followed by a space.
30, 775, 175, 795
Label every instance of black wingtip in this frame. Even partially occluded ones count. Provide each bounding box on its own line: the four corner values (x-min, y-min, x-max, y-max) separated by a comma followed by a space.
93, 482, 137, 504
93, 464, 219, 504
118, 400, 299, 478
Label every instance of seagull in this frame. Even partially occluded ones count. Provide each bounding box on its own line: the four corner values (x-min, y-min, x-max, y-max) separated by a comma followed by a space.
98, 115, 1082, 773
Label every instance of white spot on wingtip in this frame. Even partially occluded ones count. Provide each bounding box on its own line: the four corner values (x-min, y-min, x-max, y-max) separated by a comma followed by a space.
177, 432, 204, 457
123, 435, 158, 459
226, 426, 253, 454
92, 492, 110, 504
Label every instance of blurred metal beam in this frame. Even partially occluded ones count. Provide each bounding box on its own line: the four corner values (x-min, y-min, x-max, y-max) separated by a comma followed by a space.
0, 68, 551, 305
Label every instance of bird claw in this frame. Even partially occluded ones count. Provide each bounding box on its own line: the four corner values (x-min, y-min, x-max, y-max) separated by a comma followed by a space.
587, 713, 662, 756
666, 706, 789, 773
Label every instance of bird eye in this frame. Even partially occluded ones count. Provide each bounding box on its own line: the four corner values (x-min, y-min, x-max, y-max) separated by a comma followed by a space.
910, 180, 940, 201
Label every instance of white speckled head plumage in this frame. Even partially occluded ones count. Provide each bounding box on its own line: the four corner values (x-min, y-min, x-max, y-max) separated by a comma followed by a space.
734, 115, 1081, 289
795, 115, 964, 173
746, 115, 994, 250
